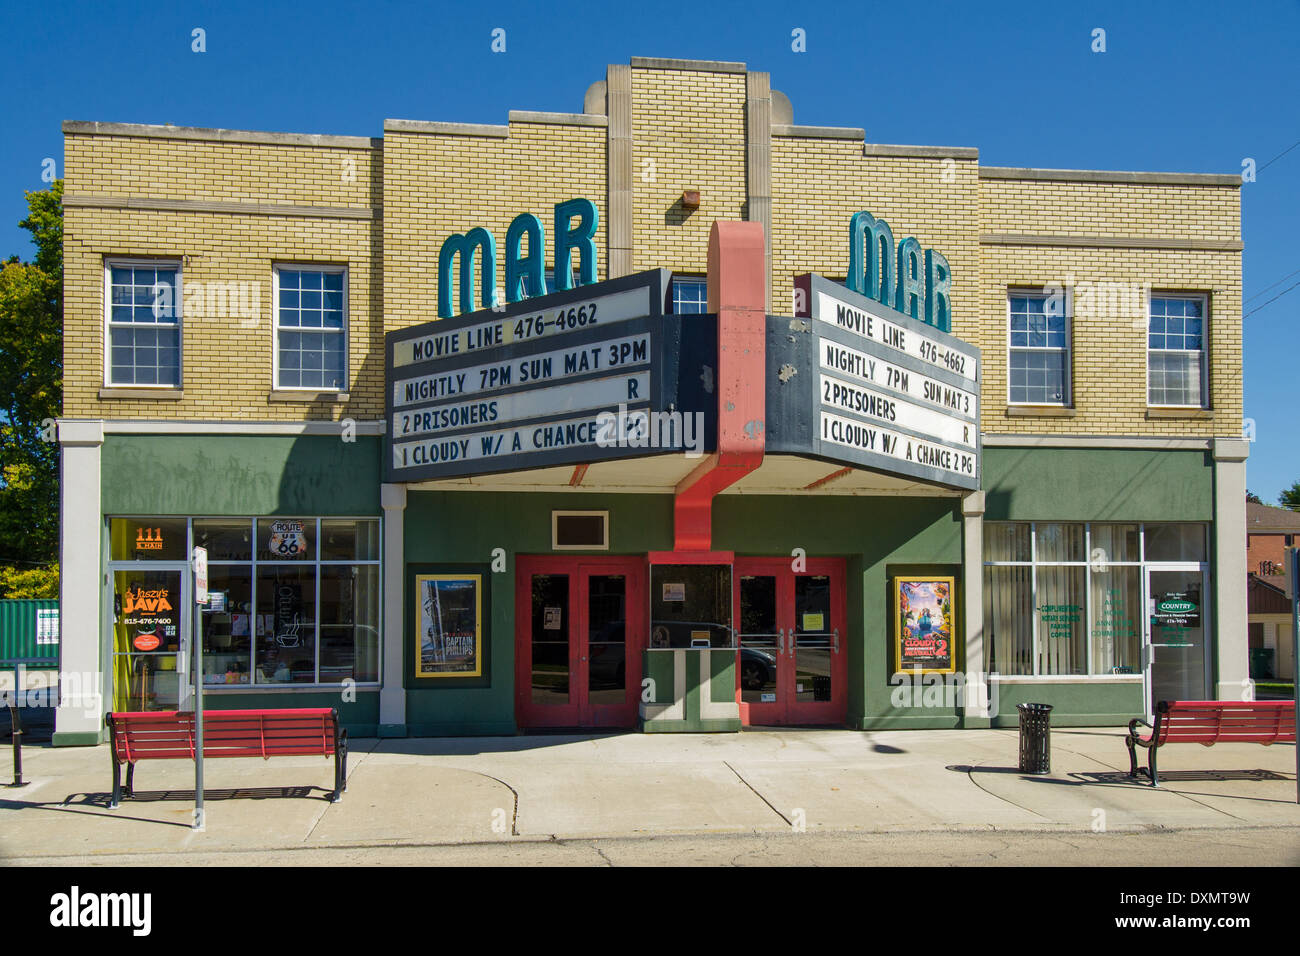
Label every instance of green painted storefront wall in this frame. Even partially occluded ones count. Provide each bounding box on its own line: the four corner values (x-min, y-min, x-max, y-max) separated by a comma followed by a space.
400, 480, 1181, 734
989, 682, 1144, 728
201, 691, 380, 735
101, 434, 382, 515
716, 495, 966, 730
983, 447, 1213, 522
402, 491, 674, 735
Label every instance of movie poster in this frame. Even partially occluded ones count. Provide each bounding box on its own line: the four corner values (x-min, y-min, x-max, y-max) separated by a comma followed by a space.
415, 574, 482, 677
894, 576, 956, 674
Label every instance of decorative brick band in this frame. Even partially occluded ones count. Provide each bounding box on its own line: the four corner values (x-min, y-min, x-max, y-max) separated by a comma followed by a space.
63, 194, 378, 221
382, 119, 509, 137
980, 232, 1242, 251
862, 143, 979, 159
980, 165, 1241, 187
62, 120, 379, 149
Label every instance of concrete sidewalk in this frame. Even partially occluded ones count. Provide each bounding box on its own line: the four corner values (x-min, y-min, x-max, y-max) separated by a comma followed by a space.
1, 727, 1297, 863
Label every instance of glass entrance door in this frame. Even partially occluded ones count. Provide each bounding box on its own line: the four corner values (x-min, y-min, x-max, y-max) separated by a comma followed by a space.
110, 565, 189, 712
515, 556, 645, 729
734, 558, 846, 726
1144, 566, 1210, 714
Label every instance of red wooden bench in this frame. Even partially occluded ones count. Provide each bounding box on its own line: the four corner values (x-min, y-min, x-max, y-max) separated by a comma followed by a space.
106, 708, 347, 808
1126, 700, 1295, 786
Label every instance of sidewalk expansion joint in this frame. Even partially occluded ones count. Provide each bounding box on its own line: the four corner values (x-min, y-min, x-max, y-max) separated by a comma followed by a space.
723, 760, 792, 826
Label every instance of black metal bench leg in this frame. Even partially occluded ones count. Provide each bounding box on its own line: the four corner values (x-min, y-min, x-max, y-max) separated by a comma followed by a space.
331, 730, 347, 803
1126, 736, 1138, 778
1148, 747, 1158, 787
110, 757, 121, 809
125, 762, 135, 798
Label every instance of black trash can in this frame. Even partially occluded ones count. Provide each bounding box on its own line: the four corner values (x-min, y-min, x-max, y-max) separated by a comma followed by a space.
1016, 702, 1053, 774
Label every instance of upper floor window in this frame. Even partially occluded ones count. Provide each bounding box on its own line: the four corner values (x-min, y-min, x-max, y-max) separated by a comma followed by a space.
1147, 293, 1207, 407
1008, 290, 1070, 405
105, 260, 182, 387
275, 265, 347, 390
672, 276, 708, 314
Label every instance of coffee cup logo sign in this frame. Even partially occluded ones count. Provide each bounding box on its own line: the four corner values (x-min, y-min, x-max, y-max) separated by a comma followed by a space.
268, 520, 308, 558
135, 527, 164, 551
133, 633, 161, 651
274, 583, 302, 647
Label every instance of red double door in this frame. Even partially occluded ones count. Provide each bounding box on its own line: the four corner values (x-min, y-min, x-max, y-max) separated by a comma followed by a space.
515, 556, 646, 729
515, 554, 847, 729
734, 557, 847, 726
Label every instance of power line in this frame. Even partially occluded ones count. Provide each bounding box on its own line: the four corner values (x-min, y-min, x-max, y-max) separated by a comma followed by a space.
1245, 265, 1300, 303
1244, 278, 1300, 318
1257, 136, 1300, 174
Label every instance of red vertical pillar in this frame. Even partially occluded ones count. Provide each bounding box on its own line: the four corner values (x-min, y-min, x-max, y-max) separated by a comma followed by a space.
673, 221, 767, 551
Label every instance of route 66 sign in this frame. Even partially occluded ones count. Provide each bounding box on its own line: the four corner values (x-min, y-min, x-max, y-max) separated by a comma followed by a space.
268, 520, 308, 557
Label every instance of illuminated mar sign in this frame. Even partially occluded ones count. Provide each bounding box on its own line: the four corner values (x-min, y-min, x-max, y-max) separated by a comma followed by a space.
438, 198, 599, 318
847, 210, 952, 332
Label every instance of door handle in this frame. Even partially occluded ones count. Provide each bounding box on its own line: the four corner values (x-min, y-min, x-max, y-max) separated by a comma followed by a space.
832, 628, 839, 653
777, 628, 784, 654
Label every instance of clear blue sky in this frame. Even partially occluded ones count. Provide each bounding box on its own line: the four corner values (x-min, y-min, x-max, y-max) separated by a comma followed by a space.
1, 0, 1296, 501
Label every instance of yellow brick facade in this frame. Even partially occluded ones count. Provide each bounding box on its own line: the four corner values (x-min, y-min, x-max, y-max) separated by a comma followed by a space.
630, 68, 749, 275
62, 59, 1243, 440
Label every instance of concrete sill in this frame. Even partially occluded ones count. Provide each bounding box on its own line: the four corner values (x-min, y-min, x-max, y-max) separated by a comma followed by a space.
1005, 405, 1076, 418
98, 388, 183, 400
1145, 407, 1213, 420
269, 390, 350, 404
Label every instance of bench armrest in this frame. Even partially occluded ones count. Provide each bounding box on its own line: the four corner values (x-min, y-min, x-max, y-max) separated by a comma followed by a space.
1127, 716, 1154, 747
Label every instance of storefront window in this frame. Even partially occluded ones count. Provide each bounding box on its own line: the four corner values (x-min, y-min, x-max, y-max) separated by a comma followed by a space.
194, 518, 254, 562
321, 519, 380, 561
983, 565, 1033, 675
320, 565, 380, 682
109, 516, 381, 693
1034, 523, 1084, 562
258, 518, 315, 561
204, 565, 253, 684
650, 564, 733, 648
1144, 523, 1207, 562
256, 564, 317, 683
1089, 564, 1141, 674
983, 521, 1205, 677
984, 522, 1031, 562
109, 517, 189, 561
1034, 566, 1086, 675
1090, 523, 1139, 564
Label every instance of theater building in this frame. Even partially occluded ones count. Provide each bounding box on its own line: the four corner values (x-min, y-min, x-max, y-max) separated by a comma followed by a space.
52, 57, 1248, 745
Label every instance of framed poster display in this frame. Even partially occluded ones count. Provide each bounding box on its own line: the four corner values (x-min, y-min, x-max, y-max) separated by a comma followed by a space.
415, 573, 483, 677
893, 576, 956, 674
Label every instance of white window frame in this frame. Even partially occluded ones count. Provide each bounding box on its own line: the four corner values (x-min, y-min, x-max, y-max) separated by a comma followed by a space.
106, 516, 384, 691
272, 263, 350, 392
1006, 287, 1072, 406
103, 257, 184, 388
1145, 291, 1209, 409
551, 510, 610, 551
983, 521, 1208, 679
671, 275, 708, 314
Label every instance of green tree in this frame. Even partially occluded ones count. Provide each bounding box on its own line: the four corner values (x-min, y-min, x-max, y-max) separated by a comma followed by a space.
1246, 489, 1262, 504
1280, 480, 1300, 512
0, 182, 62, 598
